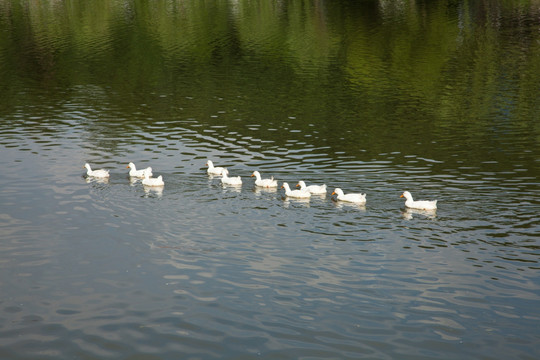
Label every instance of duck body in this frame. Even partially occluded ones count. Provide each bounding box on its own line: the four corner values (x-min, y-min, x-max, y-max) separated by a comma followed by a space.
142, 172, 164, 187
221, 168, 242, 185
251, 171, 278, 188
84, 163, 110, 178
127, 162, 152, 178
206, 160, 225, 175
296, 181, 327, 195
332, 188, 366, 204
281, 182, 311, 198
400, 191, 437, 210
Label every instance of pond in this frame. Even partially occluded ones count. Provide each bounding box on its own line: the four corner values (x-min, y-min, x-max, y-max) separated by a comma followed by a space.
0, 0, 539, 359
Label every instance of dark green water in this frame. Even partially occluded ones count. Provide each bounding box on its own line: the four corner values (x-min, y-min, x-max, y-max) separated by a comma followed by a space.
1, 1, 539, 359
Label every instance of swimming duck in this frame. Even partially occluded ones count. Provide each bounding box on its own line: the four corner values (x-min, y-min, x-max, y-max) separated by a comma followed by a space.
221, 168, 242, 185
296, 181, 327, 195
84, 163, 110, 178
281, 182, 311, 198
142, 172, 164, 187
251, 171, 278, 188
126, 162, 152, 178
332, 188, 366, 204
400, 191, 437, 210
206, 160, 225, 175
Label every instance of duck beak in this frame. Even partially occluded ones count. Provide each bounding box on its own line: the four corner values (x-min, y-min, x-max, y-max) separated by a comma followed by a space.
251, 174, 254, 177
296, 184, 300, 188
331, 192, 336, 195
126, 165, 130, 169
400, 194, 404, 198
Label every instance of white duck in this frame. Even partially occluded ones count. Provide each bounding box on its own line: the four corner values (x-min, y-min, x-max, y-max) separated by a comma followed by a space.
142, 171, 164, 187
400, 191, 437, 210
281, 182, 311, 198
221, 168, 242, 186
332, 188, 366, 204
84, 163, 109, 178
126, 162, 152, 178
296, 181, 327, 195
206, 160, 225, 175
251, 171, 278, 188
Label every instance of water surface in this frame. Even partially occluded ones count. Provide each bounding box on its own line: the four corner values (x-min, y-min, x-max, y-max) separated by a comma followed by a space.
0, 1, 539, 359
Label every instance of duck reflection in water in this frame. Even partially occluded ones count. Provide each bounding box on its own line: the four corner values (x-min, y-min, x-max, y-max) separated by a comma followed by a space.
282, 196, 311, 208
129, 177, 141, 186
85, 176, 109, 185
144, 185, 163, 198
253, 186, 278, 195
332, 201, 366, 211
221, 183, 242, 193
401, 208, 437, 220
